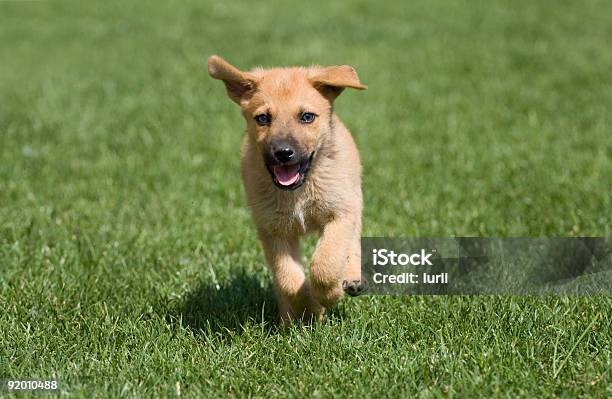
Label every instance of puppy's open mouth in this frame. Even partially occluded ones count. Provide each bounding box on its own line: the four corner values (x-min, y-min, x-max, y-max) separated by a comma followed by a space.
266, 153, 314, 191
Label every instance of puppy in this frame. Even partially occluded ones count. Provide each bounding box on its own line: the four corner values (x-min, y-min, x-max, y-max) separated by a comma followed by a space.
208, 55, 367, 324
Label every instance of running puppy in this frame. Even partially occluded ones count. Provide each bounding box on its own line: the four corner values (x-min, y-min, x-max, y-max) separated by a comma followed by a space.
208, 55, 367, 324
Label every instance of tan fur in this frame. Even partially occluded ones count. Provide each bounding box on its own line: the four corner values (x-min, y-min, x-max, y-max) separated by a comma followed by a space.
208, 55, 366, 324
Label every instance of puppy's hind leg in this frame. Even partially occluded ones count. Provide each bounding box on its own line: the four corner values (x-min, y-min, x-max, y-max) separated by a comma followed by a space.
259, 233, 322, 325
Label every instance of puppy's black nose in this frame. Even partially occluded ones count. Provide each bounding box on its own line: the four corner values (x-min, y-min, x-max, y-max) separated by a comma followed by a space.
274, 147, 295, 163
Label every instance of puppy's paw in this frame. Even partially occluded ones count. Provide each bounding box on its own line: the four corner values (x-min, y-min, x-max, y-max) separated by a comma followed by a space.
342, 279, 369, 297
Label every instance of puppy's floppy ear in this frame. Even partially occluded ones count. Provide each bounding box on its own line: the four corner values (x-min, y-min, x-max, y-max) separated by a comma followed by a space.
309, 65, 367, 102
208, 55, 259, 104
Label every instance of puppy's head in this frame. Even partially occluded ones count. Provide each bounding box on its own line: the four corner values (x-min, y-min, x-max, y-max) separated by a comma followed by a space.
208, 55, 366, 190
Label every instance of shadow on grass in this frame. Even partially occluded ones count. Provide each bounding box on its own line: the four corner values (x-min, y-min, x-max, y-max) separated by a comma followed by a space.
167, 273, 279, 337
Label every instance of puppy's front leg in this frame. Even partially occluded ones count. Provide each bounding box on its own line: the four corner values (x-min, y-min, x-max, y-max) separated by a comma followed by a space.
342, 231, 368, 297
259, 233, 321, 324
310, 216, 359, 308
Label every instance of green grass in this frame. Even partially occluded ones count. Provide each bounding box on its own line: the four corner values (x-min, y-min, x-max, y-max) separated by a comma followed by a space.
1, 0, 611, 397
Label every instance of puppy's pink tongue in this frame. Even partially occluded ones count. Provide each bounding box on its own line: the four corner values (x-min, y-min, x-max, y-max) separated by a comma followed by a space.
273, 164, 300, 186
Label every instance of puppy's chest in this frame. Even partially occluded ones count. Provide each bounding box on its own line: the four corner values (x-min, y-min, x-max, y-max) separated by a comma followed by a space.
273, 196, 330, 235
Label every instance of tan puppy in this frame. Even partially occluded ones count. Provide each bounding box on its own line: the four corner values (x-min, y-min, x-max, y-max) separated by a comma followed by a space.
208, 55, 367, 324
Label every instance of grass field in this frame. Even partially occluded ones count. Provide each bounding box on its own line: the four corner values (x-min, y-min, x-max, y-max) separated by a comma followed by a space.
1, 0, 611, 397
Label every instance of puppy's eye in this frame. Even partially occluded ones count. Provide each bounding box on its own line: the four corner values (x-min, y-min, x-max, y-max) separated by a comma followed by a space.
255, 114, 271, 125
299, 112, 316, 124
